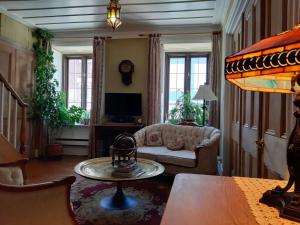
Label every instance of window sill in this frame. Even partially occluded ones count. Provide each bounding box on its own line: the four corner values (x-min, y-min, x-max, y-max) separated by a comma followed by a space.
74, 124, 90, 127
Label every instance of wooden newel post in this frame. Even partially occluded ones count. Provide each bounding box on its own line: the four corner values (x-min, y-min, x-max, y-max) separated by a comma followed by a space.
20, 107, 26, 155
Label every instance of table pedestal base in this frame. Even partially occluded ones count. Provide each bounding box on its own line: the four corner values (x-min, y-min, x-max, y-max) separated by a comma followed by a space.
100, 182, 138, 210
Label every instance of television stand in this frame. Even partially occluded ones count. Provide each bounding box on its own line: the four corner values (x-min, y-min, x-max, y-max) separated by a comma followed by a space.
93, 123, 144, 157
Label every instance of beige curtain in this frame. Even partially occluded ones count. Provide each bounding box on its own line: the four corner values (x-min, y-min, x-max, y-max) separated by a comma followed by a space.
147, 34, 161, 125
209, 32, 221, 128
88, 37, 105, 158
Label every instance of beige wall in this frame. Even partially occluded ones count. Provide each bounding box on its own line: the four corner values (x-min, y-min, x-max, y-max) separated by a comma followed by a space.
0, 14, 33, 49
105, 38, 149, 123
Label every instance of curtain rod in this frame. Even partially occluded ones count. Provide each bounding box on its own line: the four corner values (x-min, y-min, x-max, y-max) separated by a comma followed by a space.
138, 31, 215, 37
53, 31, 218, 40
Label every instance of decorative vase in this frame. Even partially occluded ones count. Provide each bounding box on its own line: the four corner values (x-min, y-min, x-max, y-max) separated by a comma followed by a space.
46, 143, 63, 159
183, 112, 195, 121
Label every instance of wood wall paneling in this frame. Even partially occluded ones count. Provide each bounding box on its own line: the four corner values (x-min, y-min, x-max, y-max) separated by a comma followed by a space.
15, 49, 34, 98
228, 0, 297, 179
244, 92, 251, 127
225, 0, 298, 178
253, 93, 259, 128
266, 93, 281, 136
0, 43, 15, 84
0, 38, 34, 156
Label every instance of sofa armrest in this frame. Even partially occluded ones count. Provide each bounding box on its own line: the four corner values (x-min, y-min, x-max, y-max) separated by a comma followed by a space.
0, 158, 28, 185
194, 130, 221, 174
134, 128, 146, 147
0, 176, 77, 225
195, 130, 221, 150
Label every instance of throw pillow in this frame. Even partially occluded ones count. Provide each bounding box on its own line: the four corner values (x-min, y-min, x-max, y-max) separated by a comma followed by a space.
167, 135, 184, 150
0, 167, 24, 186
146, 131, 163, 146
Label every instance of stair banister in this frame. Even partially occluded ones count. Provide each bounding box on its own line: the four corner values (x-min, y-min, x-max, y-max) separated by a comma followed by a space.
0, 73, 28, 154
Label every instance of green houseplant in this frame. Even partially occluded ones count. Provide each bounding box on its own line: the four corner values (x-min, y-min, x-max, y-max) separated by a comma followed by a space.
168, 92, 205, 125
81, 110, 90, 125
29, 28, 83, 157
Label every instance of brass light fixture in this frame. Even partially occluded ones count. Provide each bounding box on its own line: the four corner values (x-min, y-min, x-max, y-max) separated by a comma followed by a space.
106, 0, 122, 31
225, 24, 300, 222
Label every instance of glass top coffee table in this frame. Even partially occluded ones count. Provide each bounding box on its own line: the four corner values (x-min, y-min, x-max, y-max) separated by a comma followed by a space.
74, 157, 165, 210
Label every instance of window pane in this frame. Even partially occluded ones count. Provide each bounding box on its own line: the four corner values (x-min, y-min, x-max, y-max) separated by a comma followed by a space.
168, 57, 185, 113
190, 57, 207, 99
86, 58, 93, 111
68, 59, 82, 108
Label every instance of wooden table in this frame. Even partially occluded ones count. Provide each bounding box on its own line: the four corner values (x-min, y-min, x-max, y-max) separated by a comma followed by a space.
74, 157, 164, 210
160, 174, 259, 225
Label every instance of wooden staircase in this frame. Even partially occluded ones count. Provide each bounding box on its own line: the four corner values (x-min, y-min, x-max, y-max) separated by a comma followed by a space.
0, 73, 28, 162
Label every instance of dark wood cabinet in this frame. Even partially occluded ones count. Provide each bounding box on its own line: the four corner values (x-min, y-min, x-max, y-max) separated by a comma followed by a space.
94, 123, 144, 157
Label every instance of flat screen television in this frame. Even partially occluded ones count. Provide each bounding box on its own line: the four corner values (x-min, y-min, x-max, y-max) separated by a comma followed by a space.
105, 93, 142, 117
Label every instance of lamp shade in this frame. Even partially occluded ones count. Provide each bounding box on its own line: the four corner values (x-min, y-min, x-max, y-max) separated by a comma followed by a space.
225, 24, 300, 93
193, 85, 218, 101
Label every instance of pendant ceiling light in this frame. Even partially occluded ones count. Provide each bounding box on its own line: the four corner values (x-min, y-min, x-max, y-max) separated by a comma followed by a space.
106, 0, 122, 31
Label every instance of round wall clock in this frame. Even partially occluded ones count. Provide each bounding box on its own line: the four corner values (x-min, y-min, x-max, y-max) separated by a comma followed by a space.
119, 60, 134, 75
118, 60, 134, 86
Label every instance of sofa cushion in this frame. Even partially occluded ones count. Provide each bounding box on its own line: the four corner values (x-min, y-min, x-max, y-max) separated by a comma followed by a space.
0, 167, 24, 186
157, 150, 196, 168
146, 131, 163, 146
137, 146, 170, 155
166, 135, 184, 150
137, 146, 196, 168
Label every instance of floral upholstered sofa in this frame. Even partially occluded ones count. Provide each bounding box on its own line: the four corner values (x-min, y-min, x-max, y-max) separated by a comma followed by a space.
134, 123, 221, 175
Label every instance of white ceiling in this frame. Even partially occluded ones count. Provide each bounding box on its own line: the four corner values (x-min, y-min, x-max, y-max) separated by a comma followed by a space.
0, 0, 231, 33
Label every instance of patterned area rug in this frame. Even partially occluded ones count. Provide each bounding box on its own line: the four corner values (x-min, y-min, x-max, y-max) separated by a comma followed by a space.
71, 176, 173, 225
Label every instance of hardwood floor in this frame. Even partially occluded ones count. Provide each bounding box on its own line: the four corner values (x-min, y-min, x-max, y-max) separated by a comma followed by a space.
26, 155, 88, 184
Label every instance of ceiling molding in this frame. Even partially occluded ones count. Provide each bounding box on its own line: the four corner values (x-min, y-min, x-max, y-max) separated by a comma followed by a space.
224, 0, 250, 34
52, 24, 219, 47
219, 0, 234, 26
52, 23, 221, 34
214, 0, 226, 24
0, 7, 35, 28
36, 16, 214, 26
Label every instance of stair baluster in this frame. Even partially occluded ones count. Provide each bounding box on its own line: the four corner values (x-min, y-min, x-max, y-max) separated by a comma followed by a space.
0, 73, 28, 155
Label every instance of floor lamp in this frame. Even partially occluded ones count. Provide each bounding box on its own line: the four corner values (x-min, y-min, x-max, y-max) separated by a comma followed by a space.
225, 24, 300, 222
193, 85, 217, 126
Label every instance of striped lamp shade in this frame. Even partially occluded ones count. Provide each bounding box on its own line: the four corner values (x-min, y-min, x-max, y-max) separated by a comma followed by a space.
225, 24, 300, 93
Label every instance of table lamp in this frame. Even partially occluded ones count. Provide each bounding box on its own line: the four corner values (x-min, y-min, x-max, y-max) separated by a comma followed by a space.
225, 23, 300, 222
193, 84, 217, 126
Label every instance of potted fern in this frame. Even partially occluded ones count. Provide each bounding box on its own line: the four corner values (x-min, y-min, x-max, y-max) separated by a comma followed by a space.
168, 92, 204, 125
29, 29, 83, 158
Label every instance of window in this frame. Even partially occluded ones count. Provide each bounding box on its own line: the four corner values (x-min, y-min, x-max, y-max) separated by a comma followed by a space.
164, 53, 209, 119
65, 56, 92, 111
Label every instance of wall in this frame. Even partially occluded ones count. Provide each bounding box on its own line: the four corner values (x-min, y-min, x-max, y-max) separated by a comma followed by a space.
0, 13, 35, 156
222, 0, 300, 179
53, 49, 63, 90
219, 31, 233, 176
105, 38, 149, 123
55, 126, 89, 156
0, 14, 33, 49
